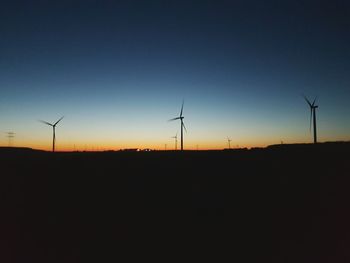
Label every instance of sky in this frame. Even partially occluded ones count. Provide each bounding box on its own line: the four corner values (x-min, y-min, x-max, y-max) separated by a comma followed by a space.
1, 0, 349, 151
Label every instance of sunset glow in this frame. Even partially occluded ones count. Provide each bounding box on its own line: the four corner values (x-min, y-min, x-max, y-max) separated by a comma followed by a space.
1, 1, 349, 151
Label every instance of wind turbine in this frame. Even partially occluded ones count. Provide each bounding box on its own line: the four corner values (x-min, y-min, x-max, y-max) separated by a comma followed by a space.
227, 137, 231, 149
171, 133, 178, 150
39, 116, 64, 152
303, 96, 318, 144
168, 100, 187, 151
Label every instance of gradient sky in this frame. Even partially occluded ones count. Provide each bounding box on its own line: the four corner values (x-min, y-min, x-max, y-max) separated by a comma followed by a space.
1, 0, 349, 151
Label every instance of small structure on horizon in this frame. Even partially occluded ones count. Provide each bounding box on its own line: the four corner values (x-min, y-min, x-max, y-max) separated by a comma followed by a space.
6, 131, 15, 147
171, 133, 178, 150
227, 137, 232, 149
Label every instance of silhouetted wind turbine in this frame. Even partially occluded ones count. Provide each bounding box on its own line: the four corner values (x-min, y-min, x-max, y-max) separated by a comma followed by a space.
39, 116, 64, 152
168, 100, 187, 151
303, 96, 318, 144
171, 133, 178, 150
227, 137, 231, 149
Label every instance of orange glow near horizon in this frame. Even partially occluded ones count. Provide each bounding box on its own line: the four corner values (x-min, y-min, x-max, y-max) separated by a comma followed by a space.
0, 139, 261, 152
1, 120, 349, 152
2, 134, 349, 152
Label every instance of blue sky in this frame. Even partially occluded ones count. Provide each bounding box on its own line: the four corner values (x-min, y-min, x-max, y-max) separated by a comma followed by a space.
0, 0, 349, 150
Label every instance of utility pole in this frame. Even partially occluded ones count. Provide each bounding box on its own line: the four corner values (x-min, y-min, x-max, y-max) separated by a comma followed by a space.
6, 131, 15, 147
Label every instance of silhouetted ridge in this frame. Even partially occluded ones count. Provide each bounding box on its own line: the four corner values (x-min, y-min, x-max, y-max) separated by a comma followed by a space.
1, 140, 349, 262
0, 147, 44, 153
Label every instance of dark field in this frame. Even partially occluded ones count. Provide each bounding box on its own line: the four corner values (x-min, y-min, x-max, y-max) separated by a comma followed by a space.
1, 143, 350, 262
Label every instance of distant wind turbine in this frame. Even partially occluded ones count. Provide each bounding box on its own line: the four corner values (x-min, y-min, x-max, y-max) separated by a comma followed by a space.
227, 137, 231, 149
303, 95, 318, 144
171, 133, 178, 150
39, 116, 64, 152
168, 100, 187, 151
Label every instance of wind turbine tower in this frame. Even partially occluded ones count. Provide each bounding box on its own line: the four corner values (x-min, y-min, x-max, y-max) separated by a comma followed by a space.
39, 116, 64, 152
171, 133, 178, 150
227, 137, 231, 149
169, 100, 187, 151
303, 96, 318, 144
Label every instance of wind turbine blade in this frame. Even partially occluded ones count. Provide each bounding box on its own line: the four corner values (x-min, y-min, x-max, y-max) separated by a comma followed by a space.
312, 96, 317, 106
54, 116, 64, 126
39, 120, 53, 126
168, 117, 181, 122
303, 95, 312, 107
180, 99, 184, 117
182, 122, 187, 133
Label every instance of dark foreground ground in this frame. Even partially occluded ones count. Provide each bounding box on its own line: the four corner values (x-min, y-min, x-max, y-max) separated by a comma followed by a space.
1, 142, 350, 262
